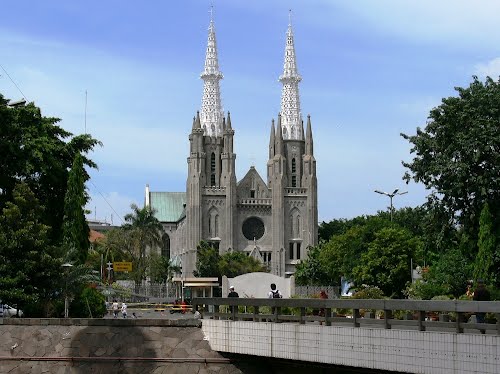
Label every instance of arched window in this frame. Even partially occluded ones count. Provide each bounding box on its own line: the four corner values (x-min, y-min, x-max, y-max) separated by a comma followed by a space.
292, 158, 296, 173
291, 158, 297, 187
162, 233, 170, 259
214, 215, 219, 237
210, 152, 216, 186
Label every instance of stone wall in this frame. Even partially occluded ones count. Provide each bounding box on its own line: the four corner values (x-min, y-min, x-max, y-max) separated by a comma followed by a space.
0, 318, 241, 374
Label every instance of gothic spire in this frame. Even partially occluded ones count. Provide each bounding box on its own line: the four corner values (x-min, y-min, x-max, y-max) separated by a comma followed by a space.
200, 14, 224, 137
279, 13, 303, 140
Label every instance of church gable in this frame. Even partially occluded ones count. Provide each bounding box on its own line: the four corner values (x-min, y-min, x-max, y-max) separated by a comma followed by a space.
237, 167, 270, 199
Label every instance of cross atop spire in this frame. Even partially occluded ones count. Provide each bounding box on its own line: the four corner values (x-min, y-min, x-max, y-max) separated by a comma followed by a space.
200, 10, 224, 137
279, 16, 303, 140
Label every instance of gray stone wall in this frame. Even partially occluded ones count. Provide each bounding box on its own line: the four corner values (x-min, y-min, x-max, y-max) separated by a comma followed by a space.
0, 319, 241, 374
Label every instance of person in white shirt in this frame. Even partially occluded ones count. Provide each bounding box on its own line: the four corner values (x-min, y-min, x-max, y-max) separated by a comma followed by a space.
268, 283, 282, 298
112, 300, 119, 318
121, 302, 127, 318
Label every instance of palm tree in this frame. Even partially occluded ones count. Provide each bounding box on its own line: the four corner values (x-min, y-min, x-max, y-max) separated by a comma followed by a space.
123, 204, 164, 286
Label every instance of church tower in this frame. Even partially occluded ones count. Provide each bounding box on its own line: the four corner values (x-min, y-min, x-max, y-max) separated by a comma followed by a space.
267, 16, 318, 275
185, 14, 237, 276
150, 11, 318, 279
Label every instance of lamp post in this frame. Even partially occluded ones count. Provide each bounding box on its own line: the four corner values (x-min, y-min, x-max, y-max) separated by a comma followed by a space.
61, 263, 73, 318
374, 189, 408, 221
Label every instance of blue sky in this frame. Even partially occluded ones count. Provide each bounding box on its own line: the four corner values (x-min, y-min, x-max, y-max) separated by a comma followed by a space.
1, 0, 499, 223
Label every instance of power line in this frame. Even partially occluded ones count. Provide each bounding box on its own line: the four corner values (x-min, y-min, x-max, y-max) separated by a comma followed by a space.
89, 180, 125, 225
0, 63, 28, 101
1, 63, 125, 224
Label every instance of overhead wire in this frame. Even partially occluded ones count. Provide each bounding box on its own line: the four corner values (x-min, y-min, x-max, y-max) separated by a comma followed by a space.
1, 63, 125, 225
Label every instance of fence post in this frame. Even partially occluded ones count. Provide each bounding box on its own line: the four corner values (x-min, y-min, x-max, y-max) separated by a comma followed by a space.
353, 309, 360, 328
418, 310, 426, 331
325, 308, 331, 326
299, 307, 305, 324
496, 313, 500, 335
455, 312, 464, 334
253, 306, 259, 322
384, 309, 392, 329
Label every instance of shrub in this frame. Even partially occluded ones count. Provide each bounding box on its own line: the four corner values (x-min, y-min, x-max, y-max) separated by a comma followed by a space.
69, 287, 107, 318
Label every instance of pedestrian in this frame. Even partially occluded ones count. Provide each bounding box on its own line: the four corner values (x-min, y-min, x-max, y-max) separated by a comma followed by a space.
112, 300, 119, 318
228, 286, 239, 315
319, 290, 328, 318
268, 283, 282, 321
268, 283, 282, 298
121, 302, 128, 318
228, 286, 239, 298
473, 279, 490, 327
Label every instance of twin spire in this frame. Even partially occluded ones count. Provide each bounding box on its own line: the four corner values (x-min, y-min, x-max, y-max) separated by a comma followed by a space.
199, 11, 306, 143
200, 17, 224, 137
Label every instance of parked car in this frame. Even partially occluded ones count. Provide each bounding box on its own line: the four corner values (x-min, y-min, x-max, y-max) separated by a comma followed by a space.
1, 304, 23, 317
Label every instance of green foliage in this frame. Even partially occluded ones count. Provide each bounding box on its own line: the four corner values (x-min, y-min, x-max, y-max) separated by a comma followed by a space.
0, 183, 63, 314
69, 286, 107, 318
148, 252, 172, 283
402, 76, 500, 247
353, 227, 422, 297
194, 241, 221, 277
0, 94, 101, 245
62, 154, 90, 264
424, 246, 472, 297
404, 280, 448, 300
218, 251, 267, 278
123, 204, 164, 284
474, 202, 496, 283
294, 244, 333, 286
351, 285, 385, 299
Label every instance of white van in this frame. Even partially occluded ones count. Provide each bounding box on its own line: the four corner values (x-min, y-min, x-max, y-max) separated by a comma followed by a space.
0, 304, 23, 317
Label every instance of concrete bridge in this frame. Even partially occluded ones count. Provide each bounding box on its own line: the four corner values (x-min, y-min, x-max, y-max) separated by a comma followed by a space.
193, 297, 500, 374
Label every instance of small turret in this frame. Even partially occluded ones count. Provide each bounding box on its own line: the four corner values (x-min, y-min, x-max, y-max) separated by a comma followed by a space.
269, 119, 275, 159
276, 114, 284, 156
305, 114, 313, 156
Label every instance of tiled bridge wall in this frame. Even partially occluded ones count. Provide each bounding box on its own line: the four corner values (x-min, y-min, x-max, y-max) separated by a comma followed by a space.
202, 319, 500, 374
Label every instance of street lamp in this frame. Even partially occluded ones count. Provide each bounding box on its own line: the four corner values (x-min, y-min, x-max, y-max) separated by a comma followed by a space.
61, 263, 73, 318
374, 189, 408, 221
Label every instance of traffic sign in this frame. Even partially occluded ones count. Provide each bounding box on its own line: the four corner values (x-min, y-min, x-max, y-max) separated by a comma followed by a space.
113, 262, 132, 272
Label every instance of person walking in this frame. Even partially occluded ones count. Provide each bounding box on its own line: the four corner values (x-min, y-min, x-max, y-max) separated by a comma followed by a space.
121, 302, 128, 318
228, 286, 239, 315
268, 283, 282, 299
112, 300, 119, 318
473, 279, 490, 327
228, 286, 239, 298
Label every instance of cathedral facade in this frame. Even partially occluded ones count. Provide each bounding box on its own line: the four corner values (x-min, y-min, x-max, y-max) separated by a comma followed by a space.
145, 16, 318, 277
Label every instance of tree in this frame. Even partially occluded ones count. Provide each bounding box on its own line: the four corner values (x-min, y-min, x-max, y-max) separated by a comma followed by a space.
193, 241, 221, 277
123, 204, 164, 284
353, 227, 423, 297
474, 202, 496, 283
294, 244, 334, 286
62, 154, 90, 264
0, 94, 101, 245
402, 76, 500, 244
218, 251, 267, 278
0, 183, 62, 315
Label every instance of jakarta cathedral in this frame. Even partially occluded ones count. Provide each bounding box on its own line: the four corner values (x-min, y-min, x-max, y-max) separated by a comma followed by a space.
145, 13, 318, 278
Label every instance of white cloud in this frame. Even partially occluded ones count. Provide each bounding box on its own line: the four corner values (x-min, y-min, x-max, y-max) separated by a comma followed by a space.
474, 57, 500, 78
308, 0, 500, 49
